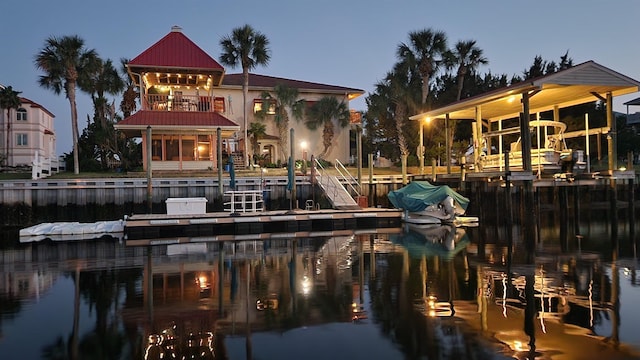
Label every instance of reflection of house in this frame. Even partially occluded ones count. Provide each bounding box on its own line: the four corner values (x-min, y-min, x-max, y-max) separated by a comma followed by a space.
115, 26, 364, 171
0, 84, 58, 177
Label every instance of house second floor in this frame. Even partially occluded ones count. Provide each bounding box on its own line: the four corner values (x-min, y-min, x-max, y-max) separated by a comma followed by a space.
0, 94, 56, 166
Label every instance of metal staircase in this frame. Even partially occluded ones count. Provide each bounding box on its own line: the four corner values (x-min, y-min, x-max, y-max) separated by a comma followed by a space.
313, 158, 361, 210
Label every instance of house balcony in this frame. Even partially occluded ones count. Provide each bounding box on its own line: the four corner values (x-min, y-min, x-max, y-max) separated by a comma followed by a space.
142, 94, 225, 113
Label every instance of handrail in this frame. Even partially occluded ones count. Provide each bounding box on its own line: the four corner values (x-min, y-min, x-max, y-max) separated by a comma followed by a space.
334, 159, 361, 198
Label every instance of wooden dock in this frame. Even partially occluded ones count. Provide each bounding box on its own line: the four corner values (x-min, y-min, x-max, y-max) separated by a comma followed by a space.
124, 208, 403, 240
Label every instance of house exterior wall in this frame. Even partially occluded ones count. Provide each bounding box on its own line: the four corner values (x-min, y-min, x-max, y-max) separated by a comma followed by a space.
211, 86, 353, 166
0, 98, 57, 174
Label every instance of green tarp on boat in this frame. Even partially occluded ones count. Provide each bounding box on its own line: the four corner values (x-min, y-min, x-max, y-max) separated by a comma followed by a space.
387, 181, 469, 212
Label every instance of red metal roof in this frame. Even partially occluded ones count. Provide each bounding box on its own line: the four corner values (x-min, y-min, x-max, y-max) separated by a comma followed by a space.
222, 73, 364, 94
129, 26, 224, 71
116, 111, 238, 128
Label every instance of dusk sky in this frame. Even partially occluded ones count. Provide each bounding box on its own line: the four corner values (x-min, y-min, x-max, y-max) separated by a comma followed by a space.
2, 0, 639, 156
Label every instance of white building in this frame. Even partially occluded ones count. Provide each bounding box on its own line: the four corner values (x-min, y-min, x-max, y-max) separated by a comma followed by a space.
0, 84, 59, 178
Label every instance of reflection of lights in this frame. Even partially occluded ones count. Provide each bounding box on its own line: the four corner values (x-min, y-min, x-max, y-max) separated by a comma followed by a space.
425, 295, 452, 317
502, 274, 507, 318
539, 267, 547, 334
302, 275, 312, 296
513, 340, 526, 351
196, 274, 211, 293
352, 302, 368, 321
588, 279, 594, 327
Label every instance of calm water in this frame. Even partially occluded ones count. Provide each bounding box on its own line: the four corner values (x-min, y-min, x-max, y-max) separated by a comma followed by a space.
1, 215, 640, 359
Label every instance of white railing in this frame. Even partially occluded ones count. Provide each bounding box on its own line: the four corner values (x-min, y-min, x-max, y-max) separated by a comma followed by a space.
224, 190, 264, 213
334, 159, 361, 198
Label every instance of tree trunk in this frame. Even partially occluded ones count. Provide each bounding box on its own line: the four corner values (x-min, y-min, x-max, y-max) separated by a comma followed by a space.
5, 109, 10, 166
243, 68, 249, 168
68, 84, 80, 175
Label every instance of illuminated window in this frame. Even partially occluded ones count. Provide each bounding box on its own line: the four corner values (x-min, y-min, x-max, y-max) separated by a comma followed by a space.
213, 97, 225, 113
253, 99, 276, 115
197, 135, 211, 160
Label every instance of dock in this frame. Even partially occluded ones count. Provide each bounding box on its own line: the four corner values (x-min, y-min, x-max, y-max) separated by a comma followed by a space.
123, 208, 403, 240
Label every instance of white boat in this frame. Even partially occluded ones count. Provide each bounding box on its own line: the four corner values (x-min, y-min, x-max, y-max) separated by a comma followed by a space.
19, 220, 125, 242
477, 120, 586, 174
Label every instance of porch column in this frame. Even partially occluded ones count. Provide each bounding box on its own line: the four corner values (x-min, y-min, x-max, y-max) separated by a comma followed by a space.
520, 93, 532, 172
606, 92, 617, 171
473, 107, 482, 172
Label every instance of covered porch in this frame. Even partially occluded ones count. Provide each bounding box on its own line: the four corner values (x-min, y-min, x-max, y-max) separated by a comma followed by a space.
115, 110, 240, 171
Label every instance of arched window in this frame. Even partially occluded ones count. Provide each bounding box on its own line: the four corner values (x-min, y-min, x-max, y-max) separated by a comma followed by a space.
16, 108, 27, 121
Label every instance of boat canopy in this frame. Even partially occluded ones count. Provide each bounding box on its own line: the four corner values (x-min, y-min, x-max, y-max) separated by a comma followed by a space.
387, 181, 470, 212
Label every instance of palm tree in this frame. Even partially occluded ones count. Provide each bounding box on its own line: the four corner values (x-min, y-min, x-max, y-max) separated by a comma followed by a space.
305, 96, 350, 159
444, 40, 487, 164
396, 29, 448, 108
35, 35, 98, 175
446, 40, 488, 101
376, 65, 420, 183
219, 24, 271, 168
118, 58, 138, 118
257, 84, 305, 162
0, 85, 22, 166
247, 121, 267, 165
79, 57, 125, 170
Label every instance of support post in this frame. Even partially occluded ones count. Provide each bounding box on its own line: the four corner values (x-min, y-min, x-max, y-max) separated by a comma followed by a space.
217, 128, 223, 205
290, 128, 296, 209
419, 119, 424, 175
146, 126, 152, 214
446, 114, 451, 175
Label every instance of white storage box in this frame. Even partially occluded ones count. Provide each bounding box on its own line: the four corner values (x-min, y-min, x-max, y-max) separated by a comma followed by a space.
165, 197, 207, 215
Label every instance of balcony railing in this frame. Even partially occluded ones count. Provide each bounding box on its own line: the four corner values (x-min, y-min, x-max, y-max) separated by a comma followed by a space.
142, 94, 225, 113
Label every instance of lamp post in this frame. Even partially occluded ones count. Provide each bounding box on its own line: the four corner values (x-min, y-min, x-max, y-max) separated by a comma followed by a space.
419, 120, 424, 175
419, 117, 430, 176
300, 140, 308, 175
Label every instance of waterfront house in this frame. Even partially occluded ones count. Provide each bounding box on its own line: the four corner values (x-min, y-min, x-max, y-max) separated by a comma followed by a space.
0, 83, 58, 177
115, 26, 364, 171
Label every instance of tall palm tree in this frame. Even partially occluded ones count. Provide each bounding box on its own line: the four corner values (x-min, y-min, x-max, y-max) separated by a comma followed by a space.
446, 40, 488, 101
377, 65, 420, 183
305, 96, 350, 159
397, 29, 448, 108
0, 85, 22, 166
35, 35, 98, 174
219, 24, 271, 168
248, 121, 267, 165
79, 57, 125, 170
118, 58, 138, 118
257, 84, 305, 162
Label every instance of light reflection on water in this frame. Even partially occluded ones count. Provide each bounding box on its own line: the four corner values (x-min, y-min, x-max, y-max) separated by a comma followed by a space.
0, 218, 639, 360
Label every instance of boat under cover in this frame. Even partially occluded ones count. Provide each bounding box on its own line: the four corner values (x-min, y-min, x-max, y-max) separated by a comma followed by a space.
387, 181, 474, 224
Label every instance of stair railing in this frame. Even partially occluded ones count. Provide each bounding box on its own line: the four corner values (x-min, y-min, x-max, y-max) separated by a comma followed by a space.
333, 159, 361, 198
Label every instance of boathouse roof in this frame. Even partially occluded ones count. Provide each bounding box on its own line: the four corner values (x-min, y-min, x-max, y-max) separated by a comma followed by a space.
410, 60, 640, 122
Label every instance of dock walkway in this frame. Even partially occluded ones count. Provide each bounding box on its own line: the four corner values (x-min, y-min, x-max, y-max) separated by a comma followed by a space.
124, 208, 403, 240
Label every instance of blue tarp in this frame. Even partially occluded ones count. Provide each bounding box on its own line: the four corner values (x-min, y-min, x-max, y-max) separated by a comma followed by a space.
387, 181, 469, 212
228, 156, 236, 190
390, 225, 470, 260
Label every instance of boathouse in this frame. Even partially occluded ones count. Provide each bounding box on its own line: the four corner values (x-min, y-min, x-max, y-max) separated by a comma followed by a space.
410, 60, 640, 180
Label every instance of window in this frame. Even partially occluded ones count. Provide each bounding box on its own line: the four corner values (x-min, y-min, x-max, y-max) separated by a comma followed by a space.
253, 99, 276, 115
197, 135, 211, 160
16, 133, 27, 146
213, 97, 225, 113
16, 108, 27, 121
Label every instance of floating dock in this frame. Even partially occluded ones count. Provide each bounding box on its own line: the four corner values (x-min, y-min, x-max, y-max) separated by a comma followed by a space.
124, 208, 403, 240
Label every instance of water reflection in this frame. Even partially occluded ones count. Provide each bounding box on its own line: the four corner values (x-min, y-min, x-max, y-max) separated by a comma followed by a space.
0, 219, 639, 359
